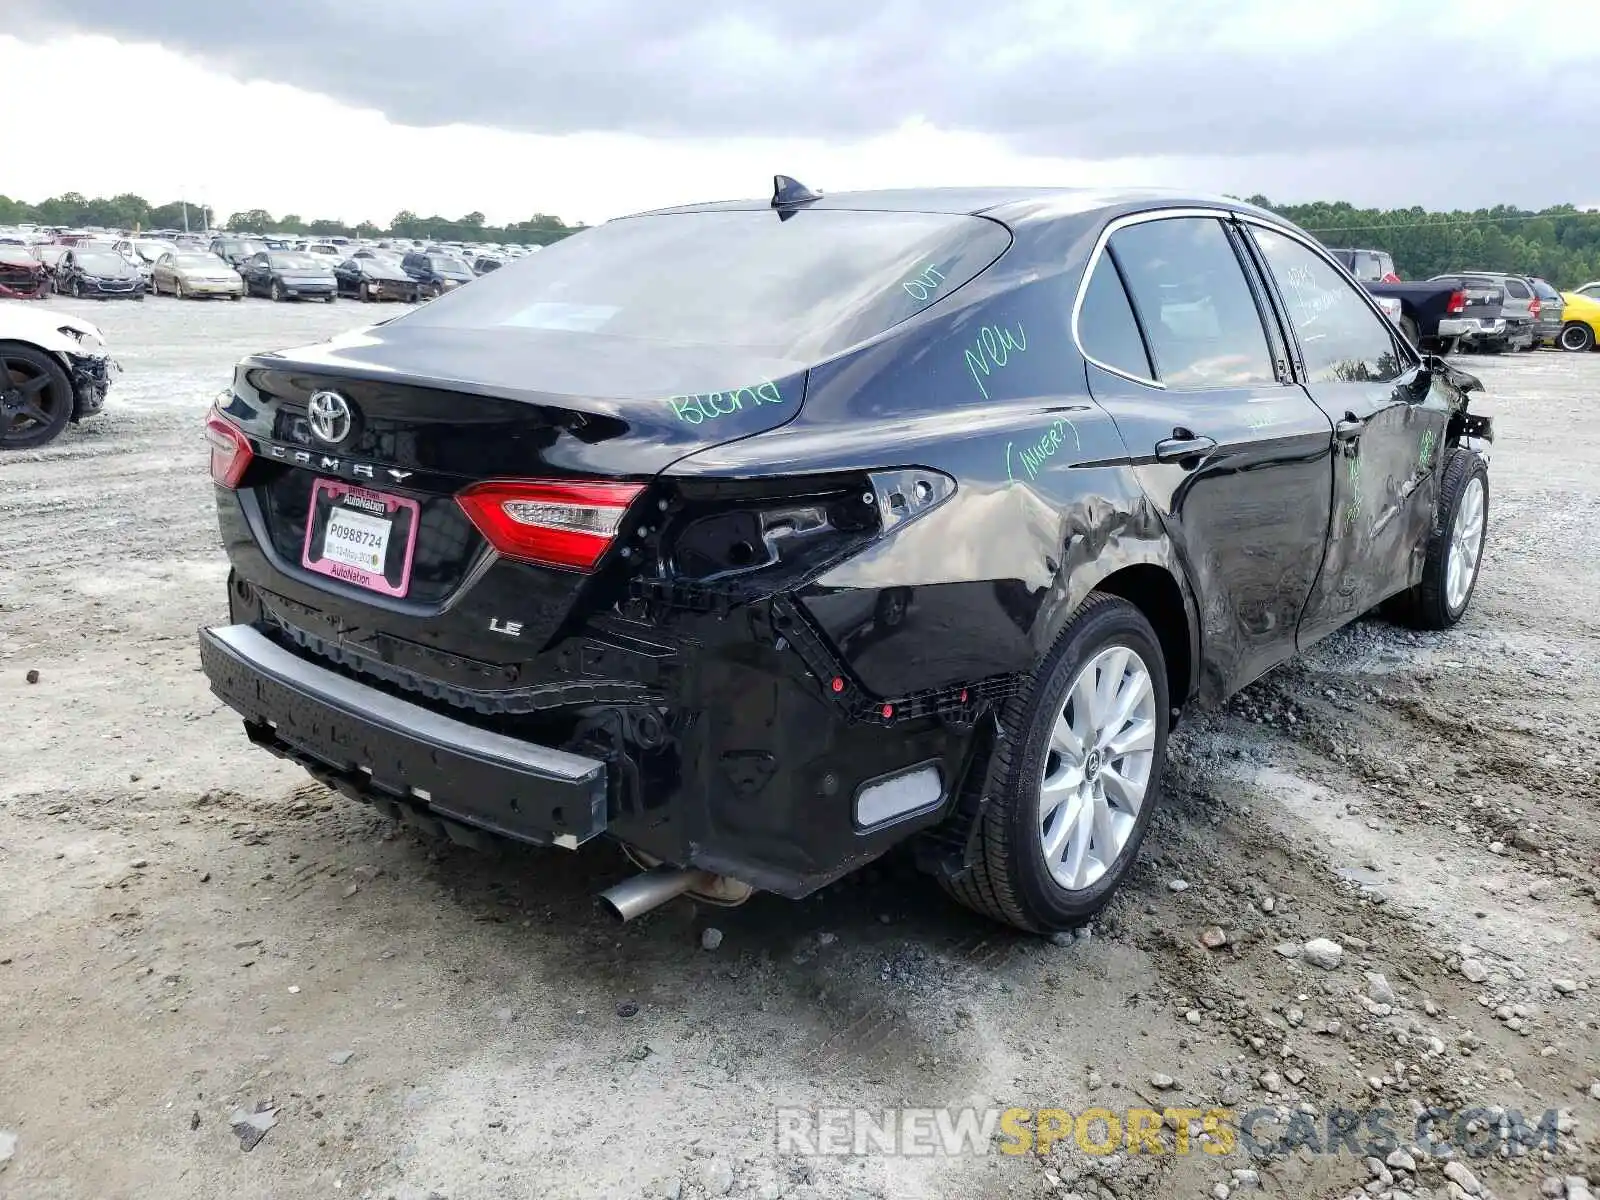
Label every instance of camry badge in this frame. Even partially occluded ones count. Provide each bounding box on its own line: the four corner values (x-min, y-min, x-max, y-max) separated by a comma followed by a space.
307, 391, 355, 446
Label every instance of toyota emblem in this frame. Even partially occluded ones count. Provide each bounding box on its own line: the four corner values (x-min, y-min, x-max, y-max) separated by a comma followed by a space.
307, 391, 356, 445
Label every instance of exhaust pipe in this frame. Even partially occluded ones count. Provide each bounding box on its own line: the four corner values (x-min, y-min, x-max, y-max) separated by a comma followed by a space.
599, 864, 757, 922
600, 867, 714, 922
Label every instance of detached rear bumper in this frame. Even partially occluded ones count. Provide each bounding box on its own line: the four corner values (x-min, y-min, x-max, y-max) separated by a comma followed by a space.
199, 623, 608, 847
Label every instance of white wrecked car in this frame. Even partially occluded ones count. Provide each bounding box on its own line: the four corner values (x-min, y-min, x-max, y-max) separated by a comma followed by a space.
0, 303, 118, 449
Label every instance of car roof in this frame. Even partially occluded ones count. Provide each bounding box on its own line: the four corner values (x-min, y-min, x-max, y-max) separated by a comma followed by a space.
629, 185, 1271, 228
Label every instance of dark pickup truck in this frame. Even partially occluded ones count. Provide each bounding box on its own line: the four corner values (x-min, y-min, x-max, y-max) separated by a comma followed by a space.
1327, 249, 1501, 353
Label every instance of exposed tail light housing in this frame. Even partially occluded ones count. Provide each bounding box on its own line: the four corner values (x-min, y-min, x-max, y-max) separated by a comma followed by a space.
1446, 290, 1468, 315
205, 411, 254, 488
457, 479, 644, 572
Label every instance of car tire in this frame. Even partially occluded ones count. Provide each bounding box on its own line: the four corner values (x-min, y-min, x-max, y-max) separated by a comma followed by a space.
1400, 316, 1419, 348
1393, 448, 1489, 631
324, 293, 336, 304
0, 342, 75, 451
69, 279, 81, 298
1559, 322, 1595, 353
175, 279, 186, 299
270, 281, 284, 302
359, 282, 370, 302
230, 292, 242, 302
940, 593, 1170, 933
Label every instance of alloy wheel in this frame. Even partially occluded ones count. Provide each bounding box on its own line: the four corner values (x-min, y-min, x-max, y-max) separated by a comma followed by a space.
0, 356, 64, 445
1446, 475, 1486, 612
1038, 644, 1157, 891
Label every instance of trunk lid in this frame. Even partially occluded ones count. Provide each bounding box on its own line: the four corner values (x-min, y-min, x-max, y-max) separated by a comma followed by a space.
222, 323, 806, 611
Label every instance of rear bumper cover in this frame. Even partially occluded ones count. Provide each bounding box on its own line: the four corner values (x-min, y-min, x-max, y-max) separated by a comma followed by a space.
199, 623, 608, 847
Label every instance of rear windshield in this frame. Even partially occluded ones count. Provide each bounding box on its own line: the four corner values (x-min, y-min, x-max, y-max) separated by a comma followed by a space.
1531, 278, 1561, 300
394, 208, 1011, 362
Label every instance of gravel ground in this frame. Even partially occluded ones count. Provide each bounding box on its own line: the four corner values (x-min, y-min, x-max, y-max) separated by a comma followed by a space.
1, 296, 1597, 1200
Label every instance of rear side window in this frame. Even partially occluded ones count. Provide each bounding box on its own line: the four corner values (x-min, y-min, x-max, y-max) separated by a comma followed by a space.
1109, 217, 1276, 388
397, 209, 1011, 363
1504, 279, 1530, 299
1077, 254, 1153, 380
1249, 228, 1406, 385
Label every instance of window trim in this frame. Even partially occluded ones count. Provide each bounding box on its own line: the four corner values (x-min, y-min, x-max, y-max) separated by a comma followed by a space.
1233, 213, 1423, 376
1071, 206, 1292, 392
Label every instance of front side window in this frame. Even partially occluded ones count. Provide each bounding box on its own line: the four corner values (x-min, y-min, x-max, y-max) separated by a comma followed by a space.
1250, 228, 1407, 385
1109, 217, 1276, 388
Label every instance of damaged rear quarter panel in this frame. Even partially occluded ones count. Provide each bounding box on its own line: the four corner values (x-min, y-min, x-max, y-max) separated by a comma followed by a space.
668, 250, 1192, 701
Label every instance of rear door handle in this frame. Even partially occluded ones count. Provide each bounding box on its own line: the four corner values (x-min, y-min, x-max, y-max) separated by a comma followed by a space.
1334, 413, 1365, 442
1154, 433, 1217, 462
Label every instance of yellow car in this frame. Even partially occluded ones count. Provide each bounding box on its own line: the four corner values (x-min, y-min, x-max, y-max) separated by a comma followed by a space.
1559, 290, 1600, 351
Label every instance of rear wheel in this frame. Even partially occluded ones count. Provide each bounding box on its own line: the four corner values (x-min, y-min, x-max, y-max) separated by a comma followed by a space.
1395, 448, 1488, 630
1559, 322, 1595, 352
0, 343, 74, 450
358, 282, 371, 302
174, 278, 186, 299
270, 280, 284, 302
941, 593, 1169, 932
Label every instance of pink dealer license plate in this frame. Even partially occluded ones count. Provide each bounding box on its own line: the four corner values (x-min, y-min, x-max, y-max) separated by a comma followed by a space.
300, 479, 421, 597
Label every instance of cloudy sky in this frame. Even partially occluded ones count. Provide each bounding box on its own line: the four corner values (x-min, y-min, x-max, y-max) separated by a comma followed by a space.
7, 1, 1599, 227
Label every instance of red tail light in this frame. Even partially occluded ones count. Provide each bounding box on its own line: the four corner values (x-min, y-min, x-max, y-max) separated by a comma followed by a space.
1381, 272, 1401, 283
1530, 298, 1541, 318
1446, 290, 1467, 315
457, 479, 644, 572
205, 411, 254, 488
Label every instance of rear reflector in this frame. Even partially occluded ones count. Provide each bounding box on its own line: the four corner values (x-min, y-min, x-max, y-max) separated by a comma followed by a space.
205, 412, 254, 488
854, 763, 943, 830
457, 479, 644, 571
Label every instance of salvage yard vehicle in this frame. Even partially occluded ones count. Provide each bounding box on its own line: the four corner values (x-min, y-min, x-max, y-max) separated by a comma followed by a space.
238, 251, 337, 302
199, 183, 1494, 933
1333, 263, 1488, 353
1557, 289, 1600, 351
56, 248, 145, 300
210, 236, 268, 268
334, 255, 418, 303
1530, 278, 1565, 346
1436, 272, 1539, 352
30, 244, 69, 293
0, 245, 50, 299
1, 302, 117, 449
401, 251, 475, 298
151, 251, 246, 299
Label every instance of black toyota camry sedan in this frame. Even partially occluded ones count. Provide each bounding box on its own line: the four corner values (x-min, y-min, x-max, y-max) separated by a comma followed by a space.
199, 181, 1492, 932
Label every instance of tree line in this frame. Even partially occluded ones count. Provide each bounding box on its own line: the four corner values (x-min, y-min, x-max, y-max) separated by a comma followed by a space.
5, 189, 1600, 282
1250, 197, 1600, 288
0, 192, 580, 246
